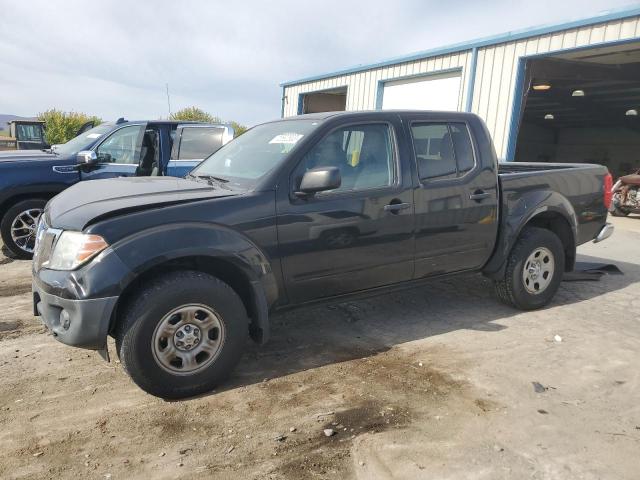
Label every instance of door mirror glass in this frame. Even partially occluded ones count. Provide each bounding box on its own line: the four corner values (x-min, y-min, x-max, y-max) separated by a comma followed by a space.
76, 150, 98, 166
297, 167, 341, 195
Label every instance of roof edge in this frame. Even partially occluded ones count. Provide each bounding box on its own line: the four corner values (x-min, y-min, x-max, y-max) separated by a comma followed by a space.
280, 5, 640, 87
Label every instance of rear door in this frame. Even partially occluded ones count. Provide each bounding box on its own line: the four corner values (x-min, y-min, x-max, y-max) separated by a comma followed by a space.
80, 123, 146, 180
407, 115, 498, 277
166, 125, 233, 177
276, 115, 415, 304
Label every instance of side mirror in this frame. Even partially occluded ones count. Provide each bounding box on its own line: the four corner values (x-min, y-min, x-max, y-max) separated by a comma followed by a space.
296, 167, 341, 196
76, 150, 98, 167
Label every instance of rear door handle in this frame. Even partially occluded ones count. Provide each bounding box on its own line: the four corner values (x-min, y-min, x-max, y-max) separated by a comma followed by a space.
384, 202, 411, 213
469, 190, 492, 202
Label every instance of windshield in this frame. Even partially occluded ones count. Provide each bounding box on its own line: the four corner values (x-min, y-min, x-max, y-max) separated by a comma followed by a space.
190, 120, 319, 184
53, 123, 114, 156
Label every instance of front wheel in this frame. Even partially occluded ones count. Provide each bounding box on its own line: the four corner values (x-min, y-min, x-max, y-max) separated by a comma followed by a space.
0, 199, 46, 259
115, 270, 248, 399
494, 227, 565, 310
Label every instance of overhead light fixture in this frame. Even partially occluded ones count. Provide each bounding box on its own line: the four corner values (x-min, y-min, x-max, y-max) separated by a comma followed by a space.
544, 114, 555, 120
572, 89, 585, 97
626, 109, 638, 116
532, 82, 551, 91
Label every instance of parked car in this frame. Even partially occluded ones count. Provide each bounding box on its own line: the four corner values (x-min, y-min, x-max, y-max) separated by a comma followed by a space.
0, 120, 48, 151
0, 119, 234, 258
32, 110, 613, 398
610, 168, 640, 216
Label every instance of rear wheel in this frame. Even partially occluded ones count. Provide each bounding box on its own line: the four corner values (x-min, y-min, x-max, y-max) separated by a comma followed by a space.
115, 270, 248, 399
0, 199, 46, 259
494, 227, 565, 310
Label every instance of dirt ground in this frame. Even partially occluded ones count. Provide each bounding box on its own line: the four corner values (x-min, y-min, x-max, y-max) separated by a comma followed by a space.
1, 216, 639, 480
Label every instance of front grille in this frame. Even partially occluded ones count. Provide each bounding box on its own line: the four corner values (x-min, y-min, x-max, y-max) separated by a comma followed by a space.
33, 217, 60, 271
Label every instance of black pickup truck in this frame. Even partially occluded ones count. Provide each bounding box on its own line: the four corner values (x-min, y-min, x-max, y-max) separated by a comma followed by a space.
31, 111, 614, 398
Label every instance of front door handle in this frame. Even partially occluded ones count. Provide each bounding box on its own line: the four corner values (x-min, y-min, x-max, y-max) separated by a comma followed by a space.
469, 190, 492, 202
384, 202, 411, 213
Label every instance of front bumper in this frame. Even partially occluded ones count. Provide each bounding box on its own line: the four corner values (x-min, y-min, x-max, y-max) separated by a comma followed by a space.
593, 222, 614, 243
33, 282, 117, 351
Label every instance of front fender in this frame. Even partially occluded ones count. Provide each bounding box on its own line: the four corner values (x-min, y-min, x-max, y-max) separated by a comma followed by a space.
110, 222, 278, 306
483, 189, 577, 277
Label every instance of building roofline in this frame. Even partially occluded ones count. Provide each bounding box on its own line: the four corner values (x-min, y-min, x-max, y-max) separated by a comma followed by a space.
280, 5, 640, 87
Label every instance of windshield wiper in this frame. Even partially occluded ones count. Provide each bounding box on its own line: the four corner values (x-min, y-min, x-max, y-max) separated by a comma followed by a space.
186, 173, 231, 187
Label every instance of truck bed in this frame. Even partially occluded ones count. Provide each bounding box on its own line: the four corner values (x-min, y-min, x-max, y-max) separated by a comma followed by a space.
497, 161, 609, 247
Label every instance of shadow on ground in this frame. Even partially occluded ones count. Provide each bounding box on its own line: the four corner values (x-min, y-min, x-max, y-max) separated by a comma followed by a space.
214, 253, 639, 395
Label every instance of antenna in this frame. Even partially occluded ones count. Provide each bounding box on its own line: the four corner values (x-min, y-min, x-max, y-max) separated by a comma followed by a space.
166, 83, 171, 118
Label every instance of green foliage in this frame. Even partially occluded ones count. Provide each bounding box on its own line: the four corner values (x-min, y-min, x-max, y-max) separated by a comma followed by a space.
38, 110, 102, 145
170, 107, 220, 123
229, 121, 248, 136
171, 106, 248, 137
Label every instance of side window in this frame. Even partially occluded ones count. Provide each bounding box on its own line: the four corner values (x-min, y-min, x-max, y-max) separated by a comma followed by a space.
174, 127, 225, 160
95, 125, 144, 164
411, 123, 456, 180
16, 124, 44, 141
295, 123, 394, 193
450, 123, 475, 173
411, 122, 475, 181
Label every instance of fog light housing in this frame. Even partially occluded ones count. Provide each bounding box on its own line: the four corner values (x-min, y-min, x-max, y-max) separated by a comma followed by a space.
60, 310, 71, 330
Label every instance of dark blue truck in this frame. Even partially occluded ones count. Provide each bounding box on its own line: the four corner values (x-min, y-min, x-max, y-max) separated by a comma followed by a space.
0, 119, 234, 258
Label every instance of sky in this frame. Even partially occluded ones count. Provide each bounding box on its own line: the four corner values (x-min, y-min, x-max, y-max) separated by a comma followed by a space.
0, 0, 637, 126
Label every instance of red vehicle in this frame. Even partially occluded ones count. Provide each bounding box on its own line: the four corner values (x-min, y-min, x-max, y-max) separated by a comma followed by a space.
611, 169, 640, 216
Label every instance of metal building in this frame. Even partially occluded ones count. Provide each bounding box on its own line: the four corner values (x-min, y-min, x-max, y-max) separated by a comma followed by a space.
280, 7, 640, 175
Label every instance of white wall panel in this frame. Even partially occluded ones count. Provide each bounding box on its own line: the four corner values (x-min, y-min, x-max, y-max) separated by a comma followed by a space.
283, 14, 640, 160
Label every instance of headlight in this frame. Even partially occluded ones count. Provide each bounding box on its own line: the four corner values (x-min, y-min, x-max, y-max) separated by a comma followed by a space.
48, 231, 109, 270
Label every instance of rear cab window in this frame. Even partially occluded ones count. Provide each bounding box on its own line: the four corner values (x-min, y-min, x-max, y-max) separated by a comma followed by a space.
410, 122, 476, 181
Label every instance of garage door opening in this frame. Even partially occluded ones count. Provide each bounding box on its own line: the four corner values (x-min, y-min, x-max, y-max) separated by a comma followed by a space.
381, 71, 462, 111
512, 43, 640, 179
299, 87, 347, 114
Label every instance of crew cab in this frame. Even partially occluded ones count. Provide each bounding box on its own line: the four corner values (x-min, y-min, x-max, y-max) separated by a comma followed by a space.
0, 119, 234, 258
31, 111, 614, 399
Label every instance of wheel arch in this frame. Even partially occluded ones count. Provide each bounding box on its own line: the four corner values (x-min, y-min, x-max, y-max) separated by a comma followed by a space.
111, 254, 271, 345
0, 191, 59, 220
104, 222, 279, 345
484, 190, 577, 278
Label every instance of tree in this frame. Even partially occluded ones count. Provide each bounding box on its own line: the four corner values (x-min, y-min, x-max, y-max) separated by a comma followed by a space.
229, 121, 248, 136
171, 106, 248, 137
38, 109, 102, 145
170, 106, 220, 123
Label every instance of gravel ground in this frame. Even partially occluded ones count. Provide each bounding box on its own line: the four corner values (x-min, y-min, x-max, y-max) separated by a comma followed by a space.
0, 216, 638, 479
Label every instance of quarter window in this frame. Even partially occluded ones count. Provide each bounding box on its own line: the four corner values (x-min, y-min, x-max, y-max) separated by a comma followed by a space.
295, 123, 395, 193
95, 125, 144, 164
173, 127, 226, 160
411, 122, 475, 180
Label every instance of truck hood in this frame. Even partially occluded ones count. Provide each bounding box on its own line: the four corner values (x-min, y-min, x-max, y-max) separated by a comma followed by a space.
0, 150, 59, 163
47, 177, 239, 230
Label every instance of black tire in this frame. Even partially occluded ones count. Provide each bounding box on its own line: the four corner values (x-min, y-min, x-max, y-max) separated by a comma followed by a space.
0, 198, 47, 259
115, 270, 248, 399
610, 206, 630, 217
494, 227, 565, 310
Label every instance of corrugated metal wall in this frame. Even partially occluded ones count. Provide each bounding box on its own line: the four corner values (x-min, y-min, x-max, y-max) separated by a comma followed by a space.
282, 51, 472, 116
283, 15, 640, 160
473, 15, 640, 159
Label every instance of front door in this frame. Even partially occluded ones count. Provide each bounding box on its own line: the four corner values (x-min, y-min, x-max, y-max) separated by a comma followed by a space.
276, 118, 415, 304
408, 118, 499, 277
80, 124, 146, 180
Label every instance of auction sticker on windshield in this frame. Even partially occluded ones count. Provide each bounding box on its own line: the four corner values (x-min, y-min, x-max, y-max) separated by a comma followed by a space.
269, 133, 303, 144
